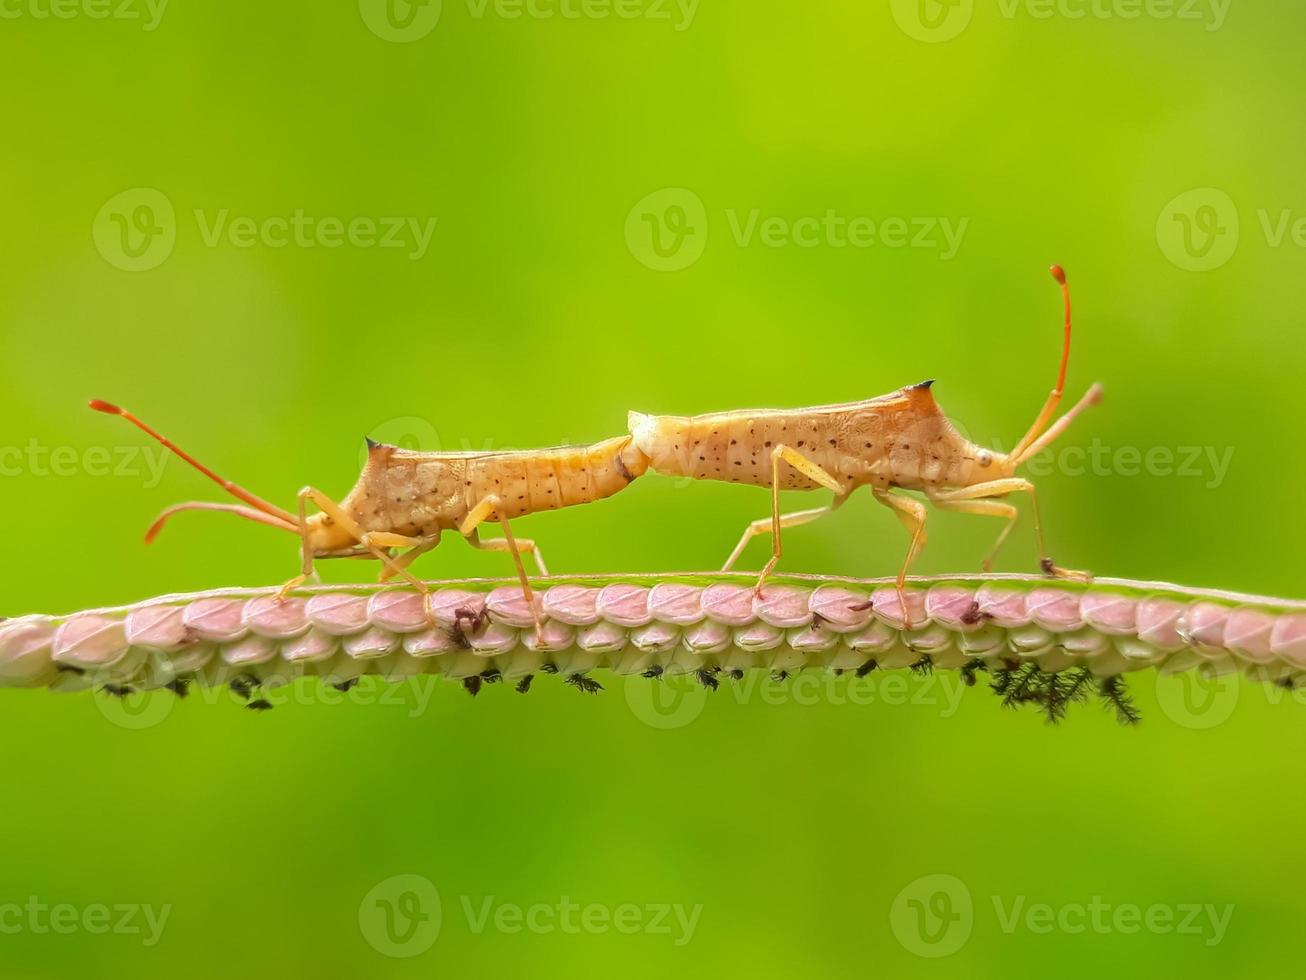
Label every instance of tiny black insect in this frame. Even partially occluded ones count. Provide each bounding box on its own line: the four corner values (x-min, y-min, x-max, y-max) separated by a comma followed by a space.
695, 667, 720, 692
641, 665, 665, 680
515, 674, 534, 694
565, 674, 603, 694
246, 699, 273, 711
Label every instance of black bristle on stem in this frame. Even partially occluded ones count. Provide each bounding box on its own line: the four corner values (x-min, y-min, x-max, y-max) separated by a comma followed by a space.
1098, 675, 1142, 726
960, 659, 987, 687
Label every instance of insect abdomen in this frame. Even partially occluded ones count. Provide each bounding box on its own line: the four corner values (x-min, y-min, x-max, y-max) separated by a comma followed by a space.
629, 411, 842, 490
467, 437, 648, 519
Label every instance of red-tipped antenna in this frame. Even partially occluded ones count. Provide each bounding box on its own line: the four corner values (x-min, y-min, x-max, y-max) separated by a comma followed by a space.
1049, 264, 1072, 396
1009, 266, 1078, 461
89, 400, 297, 525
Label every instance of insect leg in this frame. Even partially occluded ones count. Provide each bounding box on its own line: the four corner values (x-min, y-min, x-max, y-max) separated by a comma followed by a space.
871, 488, 928, 629
927, 495, 1018, 573
466, 532, 549, 577
929, 478, 1090, 580
378, 533, 441, 582
752, 446, 847, 595
722, 500, 844, 572
460, 495, 544, 639
293, 487, 433, 595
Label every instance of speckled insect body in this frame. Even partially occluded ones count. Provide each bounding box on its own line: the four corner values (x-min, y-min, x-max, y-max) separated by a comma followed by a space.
89, 400, 649, 636
630, 267, 1104, 624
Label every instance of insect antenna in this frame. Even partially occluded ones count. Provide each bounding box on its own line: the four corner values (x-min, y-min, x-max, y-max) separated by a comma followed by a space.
89, 400, 298, 528
1009, 266, 1103, 466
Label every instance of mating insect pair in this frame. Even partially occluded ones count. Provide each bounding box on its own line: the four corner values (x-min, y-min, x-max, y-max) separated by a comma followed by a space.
92, 266, 1101, 631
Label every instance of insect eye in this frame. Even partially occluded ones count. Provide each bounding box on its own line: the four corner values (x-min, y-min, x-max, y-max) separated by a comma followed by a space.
977, 451, 993, 468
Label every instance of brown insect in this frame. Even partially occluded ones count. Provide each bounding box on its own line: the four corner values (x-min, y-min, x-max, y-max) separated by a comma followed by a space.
628, 265, 1102, 624
89, 401, 649, 631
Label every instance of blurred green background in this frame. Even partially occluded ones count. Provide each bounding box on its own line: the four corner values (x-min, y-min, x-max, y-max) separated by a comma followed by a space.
2, 1, 1304, 976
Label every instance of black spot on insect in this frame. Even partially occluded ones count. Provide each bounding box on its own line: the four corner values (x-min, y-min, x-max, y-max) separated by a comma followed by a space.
565, 673, 603, 694
463, 676, 482, 697
246, 699, 273, 711
165, 678, 191, 699
102, 683, 133, 699
515, 674, 534, 694
541, 662, 559, 675
641, 665, 664, 680
960, 601, 991, 626
332, 678, 359, 693
695, 667, 720, 691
